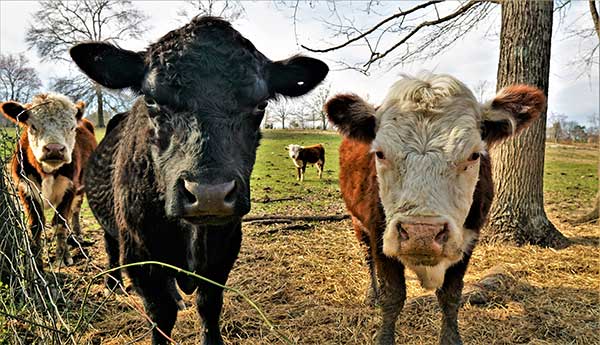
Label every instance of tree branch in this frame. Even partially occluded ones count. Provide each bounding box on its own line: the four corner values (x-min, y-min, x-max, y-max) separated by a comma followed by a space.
302, 0, 443, 53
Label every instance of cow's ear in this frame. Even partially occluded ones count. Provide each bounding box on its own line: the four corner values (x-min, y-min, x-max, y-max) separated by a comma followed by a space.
324, 93, 376, 143
268, 56, 329, 97
75, 101, 85, 120
70, 42, 146, 90
482, 85, 545, 146
0, 101, 29, 124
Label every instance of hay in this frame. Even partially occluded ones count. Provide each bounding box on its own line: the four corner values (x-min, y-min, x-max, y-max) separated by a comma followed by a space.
75, 214, 598, 344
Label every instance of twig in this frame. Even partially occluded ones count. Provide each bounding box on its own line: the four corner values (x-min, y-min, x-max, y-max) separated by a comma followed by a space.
243, 214, 350, 224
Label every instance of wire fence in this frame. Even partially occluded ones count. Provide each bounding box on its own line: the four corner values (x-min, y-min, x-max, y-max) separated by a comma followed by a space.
0, 126, 288, 345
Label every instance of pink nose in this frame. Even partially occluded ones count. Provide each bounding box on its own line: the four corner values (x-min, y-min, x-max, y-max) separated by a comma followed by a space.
43, 143, 66, 154
397, 221, 449, 257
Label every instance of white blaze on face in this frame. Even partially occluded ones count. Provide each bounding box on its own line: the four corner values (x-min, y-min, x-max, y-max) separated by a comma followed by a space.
26, 94, 79, 173
287, 144, 303, 168
373, 75, 484, 288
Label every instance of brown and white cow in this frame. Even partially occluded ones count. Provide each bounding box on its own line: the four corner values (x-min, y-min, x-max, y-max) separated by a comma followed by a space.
1, 93, 98, 267
286, 143, 325, 181
325, 74, 545, 345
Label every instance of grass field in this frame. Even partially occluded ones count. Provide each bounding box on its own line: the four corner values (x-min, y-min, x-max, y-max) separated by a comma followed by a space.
1, 128, 598, 344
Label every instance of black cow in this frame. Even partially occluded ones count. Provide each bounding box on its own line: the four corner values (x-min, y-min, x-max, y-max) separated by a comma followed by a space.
71, 16, 328, 345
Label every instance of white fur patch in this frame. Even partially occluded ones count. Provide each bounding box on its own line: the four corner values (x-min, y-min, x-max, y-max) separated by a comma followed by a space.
409, 258, 454, 290
41, 175, 72, 209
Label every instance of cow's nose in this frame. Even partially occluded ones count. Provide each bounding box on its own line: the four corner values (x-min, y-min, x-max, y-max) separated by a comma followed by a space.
43, 143, 66, 154
181, 180, 236, 217
397, 221, 449, 256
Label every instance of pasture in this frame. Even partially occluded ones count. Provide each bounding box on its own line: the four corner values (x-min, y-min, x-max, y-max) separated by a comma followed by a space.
1, 129, 598, 344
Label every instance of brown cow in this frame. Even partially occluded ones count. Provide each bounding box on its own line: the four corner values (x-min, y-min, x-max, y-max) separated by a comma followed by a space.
325, 73, 545, 345
1, 93, 97, 267
286, 143, 325, 181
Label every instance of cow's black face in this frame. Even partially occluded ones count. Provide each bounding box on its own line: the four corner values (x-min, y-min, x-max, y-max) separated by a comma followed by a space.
140, 90, 265, 224
70, 16, 328, 225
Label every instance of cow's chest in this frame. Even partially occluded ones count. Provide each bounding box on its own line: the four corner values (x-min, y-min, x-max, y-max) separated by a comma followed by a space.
21, 175, 73, 209
291, 158, 303, 168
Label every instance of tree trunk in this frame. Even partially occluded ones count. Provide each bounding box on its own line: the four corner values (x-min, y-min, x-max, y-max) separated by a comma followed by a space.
95, 83, 105, 128
484, 0, 570, 249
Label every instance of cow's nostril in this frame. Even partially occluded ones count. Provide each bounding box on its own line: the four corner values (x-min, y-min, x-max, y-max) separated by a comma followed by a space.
182, 182, 197, 204
435, 224, 450, 245
223, 181, 236, 204
397, 223, 409, 241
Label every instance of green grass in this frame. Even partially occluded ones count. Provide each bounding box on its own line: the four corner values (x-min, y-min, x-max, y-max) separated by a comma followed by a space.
544, 144, 598, 211
249, 130, 344, 217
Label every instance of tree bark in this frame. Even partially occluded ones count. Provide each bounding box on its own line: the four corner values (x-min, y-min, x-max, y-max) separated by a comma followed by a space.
590, 0, 600, 39
95, 83, 105, 128
484, 0, 570, 249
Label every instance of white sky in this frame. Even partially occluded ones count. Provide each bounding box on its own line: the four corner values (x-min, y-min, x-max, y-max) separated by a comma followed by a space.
1, 1, 598, 126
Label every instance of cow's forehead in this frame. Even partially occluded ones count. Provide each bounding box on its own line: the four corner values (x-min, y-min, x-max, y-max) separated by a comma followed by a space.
28, 94, 77, 124
373, 74, 484, 157
143, 17, 268, 108
375, 101, 483, 158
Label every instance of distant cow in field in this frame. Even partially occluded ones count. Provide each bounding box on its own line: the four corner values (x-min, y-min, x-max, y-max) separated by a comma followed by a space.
70, 16, 328, 345
286, 143, 325, 181
0, 93, 97, 267
325, 74, 545, 345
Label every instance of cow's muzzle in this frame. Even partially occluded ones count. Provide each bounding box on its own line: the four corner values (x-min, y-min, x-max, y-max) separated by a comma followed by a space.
396, 218, 450, 266
180, 179, 237, 221
41, 143, 67, 162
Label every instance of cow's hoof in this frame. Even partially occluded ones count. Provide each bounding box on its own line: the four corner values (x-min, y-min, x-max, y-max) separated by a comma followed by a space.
375, 331, 395, 345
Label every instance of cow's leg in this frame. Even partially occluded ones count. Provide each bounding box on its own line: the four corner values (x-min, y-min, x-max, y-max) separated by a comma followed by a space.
375, 255, 406, 345
103, 230, 122, 291
68, 190, 84, 245
316, 159, 324, 179
195, 223, 242, 345
296, 167, 302, 181
300, 162, 307, 182
353, 217, 378, 306
435, 253, 471, 345
21, 191, 45, 269
128, 265, 179, 345
51, 188, 75, 266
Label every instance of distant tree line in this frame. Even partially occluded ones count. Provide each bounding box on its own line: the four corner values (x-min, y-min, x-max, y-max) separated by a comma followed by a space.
547, 112, 599, 143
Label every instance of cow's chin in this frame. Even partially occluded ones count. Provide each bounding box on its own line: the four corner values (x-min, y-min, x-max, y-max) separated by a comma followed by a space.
40, 159, 68, 173
182, 215, 240, 226
398, 254, 443, 267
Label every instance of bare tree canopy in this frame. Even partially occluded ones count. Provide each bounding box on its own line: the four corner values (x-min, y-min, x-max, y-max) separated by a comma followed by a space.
0, 53, 42, 103
26, 0, 149, 127
301, 82, 331, 129
302, 0, 495, 73
178, 0, 245, 22
50, 74, 134, 120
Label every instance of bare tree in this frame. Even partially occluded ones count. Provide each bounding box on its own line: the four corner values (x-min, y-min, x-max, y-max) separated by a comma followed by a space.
50, 74, 135, 123
303, 1, 495, 73
302, 82, 331, 129
0, 53, 42, 103
177, 0, 245, 22
472, 80, 492, 103
270, 98, 292, 129
26, 0, 149, 127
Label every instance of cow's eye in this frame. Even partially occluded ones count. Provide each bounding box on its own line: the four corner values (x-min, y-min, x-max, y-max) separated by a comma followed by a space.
145, 96, 159, 110
254, 101, 268, 115
468, 152, 480, 161
30, 124, 38, 132
375, 151, 385, 160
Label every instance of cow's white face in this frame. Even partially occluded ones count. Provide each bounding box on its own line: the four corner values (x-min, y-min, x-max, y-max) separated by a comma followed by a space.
325, 74, 545, 289
287, 144, 302, 160
0, 93, 84, 173
373, 77, 483, 270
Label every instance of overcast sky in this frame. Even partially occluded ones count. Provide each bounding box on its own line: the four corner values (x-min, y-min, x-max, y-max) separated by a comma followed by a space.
1, 1, 598, 126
